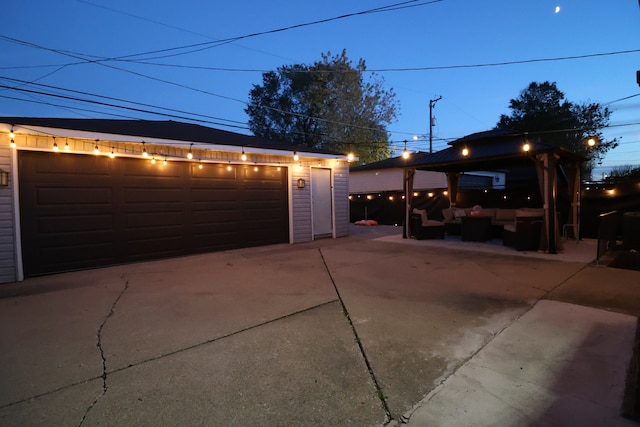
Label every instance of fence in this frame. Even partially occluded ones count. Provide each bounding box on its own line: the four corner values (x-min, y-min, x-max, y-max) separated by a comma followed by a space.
596, 210, 619, 266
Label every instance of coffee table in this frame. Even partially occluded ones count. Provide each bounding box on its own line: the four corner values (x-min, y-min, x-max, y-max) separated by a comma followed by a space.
461, 216, 492, 242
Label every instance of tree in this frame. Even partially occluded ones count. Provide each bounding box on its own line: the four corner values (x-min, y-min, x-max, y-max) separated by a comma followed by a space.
496, 81, 618, 178
606, 164, 640, 181
246, 50, 398, 164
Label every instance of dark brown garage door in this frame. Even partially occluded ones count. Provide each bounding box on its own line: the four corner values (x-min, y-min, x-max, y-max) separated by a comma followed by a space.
19, 151, 289, 277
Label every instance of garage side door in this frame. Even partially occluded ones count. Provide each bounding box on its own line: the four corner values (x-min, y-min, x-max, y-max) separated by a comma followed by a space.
19, 151, 289, 277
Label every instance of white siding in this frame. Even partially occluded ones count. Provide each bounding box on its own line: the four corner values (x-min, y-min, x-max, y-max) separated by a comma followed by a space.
289, 161, 350, 242
290, 165, 312, 243
350, 168, 447, 193
0, 134, 16, 283
333, 162, 349, 238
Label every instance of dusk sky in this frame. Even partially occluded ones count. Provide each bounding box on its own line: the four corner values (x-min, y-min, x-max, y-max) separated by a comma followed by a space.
2, 1, 639, 176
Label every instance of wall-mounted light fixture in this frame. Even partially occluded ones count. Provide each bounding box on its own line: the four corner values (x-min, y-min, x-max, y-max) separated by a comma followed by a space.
0, 170, 9, 186
297, 178, 306, 189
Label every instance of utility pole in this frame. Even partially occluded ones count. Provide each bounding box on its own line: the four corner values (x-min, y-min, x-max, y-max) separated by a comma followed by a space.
429, 96, 442, 153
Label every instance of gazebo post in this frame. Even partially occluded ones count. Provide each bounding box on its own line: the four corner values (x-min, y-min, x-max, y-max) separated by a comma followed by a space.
403, 167, 415, 239
446, 172, 460, 207
546, 153, 558, 254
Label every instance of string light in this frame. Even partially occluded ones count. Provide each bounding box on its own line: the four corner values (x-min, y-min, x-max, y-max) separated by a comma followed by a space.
402, 140, 409, 159
7, 130, 354, 179
9, 127, 15, 148
522, 142, 530, 152
347, 153, 354, 162
462, 147, 469, 156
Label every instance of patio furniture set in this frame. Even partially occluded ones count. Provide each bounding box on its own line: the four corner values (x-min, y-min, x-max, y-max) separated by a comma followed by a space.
410, 206, 545, 251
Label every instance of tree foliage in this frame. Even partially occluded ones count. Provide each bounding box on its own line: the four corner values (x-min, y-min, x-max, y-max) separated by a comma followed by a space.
246, 50, 398, 164
606, 164, 640, 181
496, 81, 617, 178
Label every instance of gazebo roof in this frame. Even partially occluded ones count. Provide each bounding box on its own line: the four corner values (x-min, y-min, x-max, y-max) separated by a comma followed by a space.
353, 129, 585, 173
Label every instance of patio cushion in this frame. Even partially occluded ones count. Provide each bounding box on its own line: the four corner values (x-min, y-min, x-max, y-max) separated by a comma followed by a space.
413, 208, 429, 226
495, 208, 516, 221
480, 208, 496, 218
453, 207, 467, 219
442, 208, 454, 221
516, 208, 544, 218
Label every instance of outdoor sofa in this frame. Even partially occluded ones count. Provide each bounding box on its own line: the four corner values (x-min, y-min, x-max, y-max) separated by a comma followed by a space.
410, 209, 445, 240
442, 207, 542, 236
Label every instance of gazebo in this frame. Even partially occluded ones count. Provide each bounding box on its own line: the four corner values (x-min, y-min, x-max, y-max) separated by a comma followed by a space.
401, 129, 585, 254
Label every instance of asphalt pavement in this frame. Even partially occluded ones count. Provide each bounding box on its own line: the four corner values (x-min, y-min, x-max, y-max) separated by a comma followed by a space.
0, 225, 638, 426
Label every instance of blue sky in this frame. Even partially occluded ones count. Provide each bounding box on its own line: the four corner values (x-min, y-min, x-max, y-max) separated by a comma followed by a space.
2, 0, 639, 176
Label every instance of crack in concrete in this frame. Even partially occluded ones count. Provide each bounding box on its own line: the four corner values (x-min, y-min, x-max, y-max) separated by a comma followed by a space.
0, 295, 340, 413
105, 299, 340, 375
78, 275, 129, 427
317, 248, 393, 424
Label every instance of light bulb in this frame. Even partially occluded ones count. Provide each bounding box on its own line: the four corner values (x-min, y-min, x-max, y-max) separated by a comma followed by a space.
402, 148, 409, 159
65, 142, 70, 151
53, 140, 59, 152
293, 151, 299, 161
94, 145, 100, 155
462, 147, 469, 156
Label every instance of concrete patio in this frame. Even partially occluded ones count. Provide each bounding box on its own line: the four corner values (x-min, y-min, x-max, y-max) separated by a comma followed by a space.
0, 225, 638, 426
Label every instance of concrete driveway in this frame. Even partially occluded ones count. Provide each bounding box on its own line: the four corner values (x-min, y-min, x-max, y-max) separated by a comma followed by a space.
1, 228, 638, 426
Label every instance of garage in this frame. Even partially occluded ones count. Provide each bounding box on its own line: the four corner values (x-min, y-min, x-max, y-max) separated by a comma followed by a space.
0, 118, 351, 283
19, 150, 289, 277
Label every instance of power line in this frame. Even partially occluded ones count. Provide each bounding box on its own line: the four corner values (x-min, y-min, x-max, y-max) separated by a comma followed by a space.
3, 0, 444, 67
109, 48, 640, 74
0, 75, 248, 126
0, 85, 250, 130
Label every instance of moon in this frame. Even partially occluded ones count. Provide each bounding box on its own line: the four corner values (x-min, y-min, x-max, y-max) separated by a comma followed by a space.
555, 6, 561, 13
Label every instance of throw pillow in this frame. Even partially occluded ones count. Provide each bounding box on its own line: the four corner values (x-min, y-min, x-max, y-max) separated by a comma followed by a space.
413, 208, 429, 226
452, 207, 467, 219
